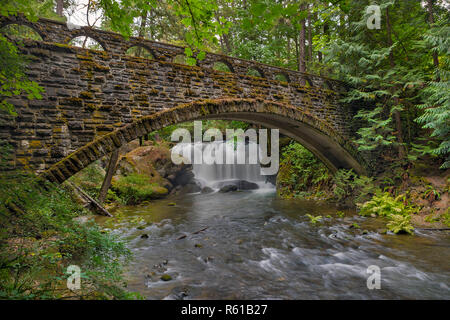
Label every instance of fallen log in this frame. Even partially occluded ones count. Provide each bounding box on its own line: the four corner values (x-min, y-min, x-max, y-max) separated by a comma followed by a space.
66, 181, 112, 217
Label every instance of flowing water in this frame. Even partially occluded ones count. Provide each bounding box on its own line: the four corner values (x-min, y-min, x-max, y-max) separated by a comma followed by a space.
97, 142, 450, 299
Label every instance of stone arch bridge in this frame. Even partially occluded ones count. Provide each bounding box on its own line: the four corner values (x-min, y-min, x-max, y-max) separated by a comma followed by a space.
0, 16, 367, 183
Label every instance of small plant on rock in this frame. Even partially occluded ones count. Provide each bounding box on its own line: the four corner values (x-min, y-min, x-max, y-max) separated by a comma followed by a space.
305, 214, 323, 225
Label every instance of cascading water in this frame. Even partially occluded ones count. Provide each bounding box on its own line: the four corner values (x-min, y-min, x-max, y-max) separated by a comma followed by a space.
172, 140, 275, 190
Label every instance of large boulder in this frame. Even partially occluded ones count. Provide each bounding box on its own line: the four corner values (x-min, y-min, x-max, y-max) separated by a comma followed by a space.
214, 180, 259, 191
237, 180, 259, 190
114, 142, 198, 192
201, 186, 214, 194
219, 185, 238, 193
171, 181, 202, 195
171, 168, 195, 186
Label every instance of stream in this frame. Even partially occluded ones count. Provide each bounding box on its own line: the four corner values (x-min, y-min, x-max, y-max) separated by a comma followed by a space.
97, 141, 450, 299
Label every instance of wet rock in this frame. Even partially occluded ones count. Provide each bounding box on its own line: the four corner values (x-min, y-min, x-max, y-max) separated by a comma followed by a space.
214, 180, 259, 191
178, 182, 201, 194
201, 186, 214, 194
237, 180, 259, 190
173, 168, 195, 186
203, 256, 214, 263
140, 234, 149, 239
169, 287, 189, 300
160, 274, 172, 281
219, 185, 238, 193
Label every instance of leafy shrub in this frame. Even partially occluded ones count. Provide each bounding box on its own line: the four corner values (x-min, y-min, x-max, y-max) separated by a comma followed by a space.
277, 142, 331, 198
112, 173, 168, 205
358, 192, 416, 218
69, 161, 105, 199
358, 192, 416, 235
386, 214, 415, 235
0, 172, 132, 299
332, 169, 378, 205
305, 214, 322, 225
442, 209, 450, 227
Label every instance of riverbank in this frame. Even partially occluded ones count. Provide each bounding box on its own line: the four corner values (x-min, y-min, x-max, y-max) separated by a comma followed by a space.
97, 188, 450, 299
276, 140, 449, 233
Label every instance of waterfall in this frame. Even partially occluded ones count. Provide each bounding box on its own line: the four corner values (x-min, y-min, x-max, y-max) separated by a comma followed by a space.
172, 141, 275, 189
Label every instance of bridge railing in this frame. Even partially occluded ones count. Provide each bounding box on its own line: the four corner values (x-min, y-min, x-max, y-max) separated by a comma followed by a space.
0, 15, 347, 92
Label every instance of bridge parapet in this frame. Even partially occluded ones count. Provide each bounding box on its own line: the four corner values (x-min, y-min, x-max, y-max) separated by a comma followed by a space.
0, 15, 346, 91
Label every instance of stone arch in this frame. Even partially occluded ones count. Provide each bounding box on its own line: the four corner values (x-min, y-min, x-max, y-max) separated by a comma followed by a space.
274, 73, 289, 82
125, 44, 155, 59
247, 67, 264, 78
0, 22, 47, 41
41, 98, 366, 184
303, 76, 314, 87
67, 31, 108, 51
213, 60, 234, 73
173, 54, 189, 65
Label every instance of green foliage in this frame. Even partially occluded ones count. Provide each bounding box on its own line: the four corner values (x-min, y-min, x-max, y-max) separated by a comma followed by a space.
112, 173, 168, 205
305, 214, 322, 225
277, 141, 331, 198
99, 0, 231, 65
424, 214, 440, 223
358, 192, 416, 235
325, 0, 449, 164
0, 0, 65, 115
353, 107, 397, 152
386, 214, 414, 235
0, 171, 132, 299
358, 192, 416, 218
0, 34, 43, 115
442, 209, 450, 227
332, 169, 378, 205
415, 23, 450, 169
423, 184, 441, 201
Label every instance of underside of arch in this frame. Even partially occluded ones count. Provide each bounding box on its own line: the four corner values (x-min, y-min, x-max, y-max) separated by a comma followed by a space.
41, 98, 366, 184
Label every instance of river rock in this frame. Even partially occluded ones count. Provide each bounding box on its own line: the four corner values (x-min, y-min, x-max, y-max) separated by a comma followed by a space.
237, 180, 259, 190
160, 274, 172, 281
183, 182, 202, 193
201, 186, 214, 194
173, 168, 195, 186
215, 180, 259, 191
219, 185, 238, 193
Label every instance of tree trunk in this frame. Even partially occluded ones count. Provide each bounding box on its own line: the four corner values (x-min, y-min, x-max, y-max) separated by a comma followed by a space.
386, 7, 405, 159
56, 0, 64, 16
298, 3, 307, 74
318, 8, 329, 65
136, 10, 148, 57
98, 149, 120, 205
427, 0, 440, 81
307, 9, 312, 62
